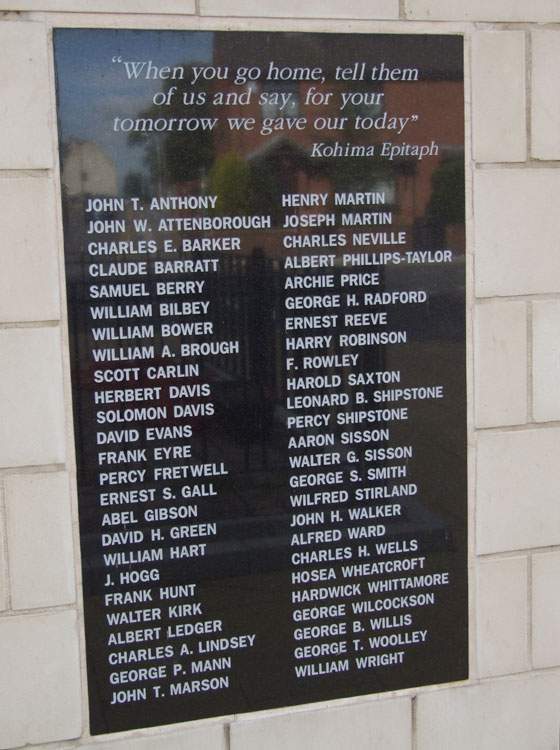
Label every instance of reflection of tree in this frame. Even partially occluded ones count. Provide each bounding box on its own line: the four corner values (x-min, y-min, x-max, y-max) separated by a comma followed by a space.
123, 171, 149, 198
127, 66, 213, 189
248, 159, 283, 225
205, 151, 285, 224
427, 156, 464, 224
206, 152, 250, 215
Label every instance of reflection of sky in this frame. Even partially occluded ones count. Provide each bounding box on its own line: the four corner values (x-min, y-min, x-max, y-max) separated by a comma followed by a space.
53, 29, 214, 187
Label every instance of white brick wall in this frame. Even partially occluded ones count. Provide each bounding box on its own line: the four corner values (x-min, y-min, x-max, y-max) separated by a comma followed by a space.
405, 0, 560, 21
474, 169, 560, 297
199, 0, 398, 18
1, 4, 560, 750
4, 472, 76, 609
471, 32, 526, 163
532, 551, 560, 669
477, 428, 560, 554
0, 611, 82, 748
532, 300, 560, 422
531, 31, 560, 161
0, 22, 52, 169
476, 556, 528, 677
474, 301, 526, 428
0, 177, 61, 323
80, 724, 228, 750
416, 672, 560, 750
230, 700, 412, 750
0, 506, 7, 612
1, 0, 196, 11
0, 328, 66, 468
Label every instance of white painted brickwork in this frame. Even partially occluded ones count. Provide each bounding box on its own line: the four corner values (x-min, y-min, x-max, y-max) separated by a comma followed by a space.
1, 0, 398, 15
532, 300, 560, 422
0, 510, 7, 612
1, 0, 196, 11
471, 32, 526, 164
0, 611, 82, 749
0, 177, 61, 323
477, 428, 560, 554
230, 699, 412, 750
474, 169, 560, 298
476, 556, 528, 678
531, 31, 560, 161
416, 672, 560, 750
404, 0, 560, 22
532, 551, 560, 669
0, 327, 66, 468
4, 472, 76, 609
0, 22, 52, 169
200, 0, 399, 18
474, 301, 526, 428
1, 3, 560, 750
80, 724, 228, 750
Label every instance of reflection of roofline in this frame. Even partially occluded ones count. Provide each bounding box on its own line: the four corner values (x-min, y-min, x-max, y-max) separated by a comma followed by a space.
247, 135, 323, 178
214, 31, 463, 81
247, 134, 309, 161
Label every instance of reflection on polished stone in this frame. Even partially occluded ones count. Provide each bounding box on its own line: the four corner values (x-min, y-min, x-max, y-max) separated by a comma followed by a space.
54, 28, 467, 735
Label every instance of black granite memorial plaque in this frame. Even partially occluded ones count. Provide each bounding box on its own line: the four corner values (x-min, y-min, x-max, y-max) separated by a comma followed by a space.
53, 29, 467, 735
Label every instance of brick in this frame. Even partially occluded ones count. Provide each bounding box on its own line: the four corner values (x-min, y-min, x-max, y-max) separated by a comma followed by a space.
5, 472, 75, 609
0, 327, 66, 468
200, 0, 398, 18
472, 32, 526, 163
1, 0, 195, 11
532, 550, 560, 668
532, 300, 560, 422
531, 31, 560, 160
0, 177, 60, 323
417, 672, 560, 750
474, 169, 560, 297
476, 556, 528, 677
81, 724, 227, 750
0, 506, 6, 612
477, 428, 560, 553
231, 699, 411, 750
0, 21, 52, 169
0, 611, 81, 748
405, 0, 560, 21
474, 301, 526, 428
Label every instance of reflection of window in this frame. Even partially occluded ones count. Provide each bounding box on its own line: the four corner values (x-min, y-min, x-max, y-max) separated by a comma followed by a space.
343, 89, 384, 119
260, 82, 299, 119
374, 178, 396, 204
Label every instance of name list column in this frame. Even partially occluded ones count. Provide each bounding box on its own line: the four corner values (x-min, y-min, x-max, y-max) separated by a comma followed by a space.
281, 190, 453, 685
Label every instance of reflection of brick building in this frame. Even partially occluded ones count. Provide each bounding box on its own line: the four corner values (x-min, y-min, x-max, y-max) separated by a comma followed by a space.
127, 34, 465, 401
207, 31, 464, 241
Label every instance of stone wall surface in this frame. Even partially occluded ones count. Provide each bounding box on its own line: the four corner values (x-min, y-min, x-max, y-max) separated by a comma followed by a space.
0, 2, 558, 749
